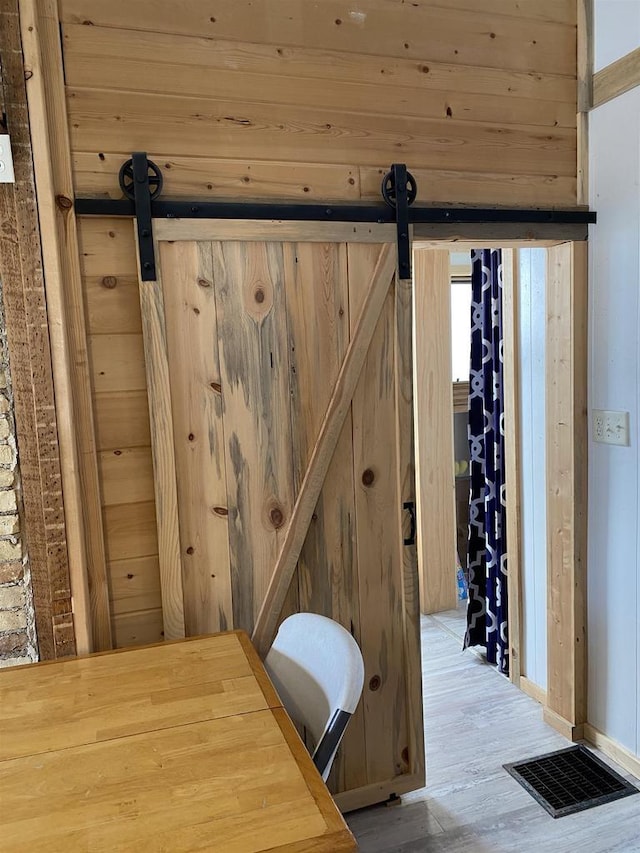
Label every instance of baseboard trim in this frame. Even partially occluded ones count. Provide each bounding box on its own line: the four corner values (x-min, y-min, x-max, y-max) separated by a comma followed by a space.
583, 724, 640, 780
542, 706, 584, 742
519, 676, 547, 707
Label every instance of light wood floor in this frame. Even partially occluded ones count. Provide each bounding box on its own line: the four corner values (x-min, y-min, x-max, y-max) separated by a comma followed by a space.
347, 615, 640, 853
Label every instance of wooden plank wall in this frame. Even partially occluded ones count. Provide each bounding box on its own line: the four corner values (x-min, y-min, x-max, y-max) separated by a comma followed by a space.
56, 0, 578, 646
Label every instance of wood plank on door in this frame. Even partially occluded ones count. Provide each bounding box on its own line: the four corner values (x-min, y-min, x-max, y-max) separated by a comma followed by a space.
283, 241, 367, 793
159, 241, 233, 635
252, 244, 396, 656
211, 241, 295, 633
394, 270, 425, 787
349, 243, 410, 785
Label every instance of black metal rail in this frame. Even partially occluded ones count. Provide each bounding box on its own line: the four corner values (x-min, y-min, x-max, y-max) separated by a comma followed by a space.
74, 196, 597, 225
74, 153, 597, 281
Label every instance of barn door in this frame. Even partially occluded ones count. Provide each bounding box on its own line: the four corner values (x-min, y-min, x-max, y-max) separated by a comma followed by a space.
137, 221, 423, 810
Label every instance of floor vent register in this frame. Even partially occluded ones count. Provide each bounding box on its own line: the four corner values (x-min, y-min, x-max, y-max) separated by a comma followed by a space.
504, 744, 639, 818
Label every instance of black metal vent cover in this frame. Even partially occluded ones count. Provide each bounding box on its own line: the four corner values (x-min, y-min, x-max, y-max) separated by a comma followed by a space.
504, 744, 639, 818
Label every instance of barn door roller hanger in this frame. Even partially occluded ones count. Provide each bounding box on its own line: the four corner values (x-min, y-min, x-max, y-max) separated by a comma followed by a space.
74, 151, 597, 283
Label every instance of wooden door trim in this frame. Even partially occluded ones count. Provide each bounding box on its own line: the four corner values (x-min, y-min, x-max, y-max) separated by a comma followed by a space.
544, 241, 588, 738
502, 249, 524, 684
413, 250, 458, 615
414, 239, 567, 250
16, 0, 109, 653
0, 0, 78, 658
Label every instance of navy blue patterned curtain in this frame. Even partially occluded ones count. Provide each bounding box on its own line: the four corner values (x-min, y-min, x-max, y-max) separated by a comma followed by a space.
464, 249, 509, 675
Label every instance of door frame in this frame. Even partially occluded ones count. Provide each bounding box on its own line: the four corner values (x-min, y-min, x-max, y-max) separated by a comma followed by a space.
413, 238, 587, 741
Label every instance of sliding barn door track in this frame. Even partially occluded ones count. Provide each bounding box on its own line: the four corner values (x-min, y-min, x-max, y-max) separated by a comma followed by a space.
74, 152, 597, 281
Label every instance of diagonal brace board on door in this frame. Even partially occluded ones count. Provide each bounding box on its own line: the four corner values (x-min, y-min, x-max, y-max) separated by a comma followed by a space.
252, 244, 396, 658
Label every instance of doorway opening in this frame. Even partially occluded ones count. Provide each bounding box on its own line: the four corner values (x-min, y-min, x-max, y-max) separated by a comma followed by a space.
413, 240, 587, 743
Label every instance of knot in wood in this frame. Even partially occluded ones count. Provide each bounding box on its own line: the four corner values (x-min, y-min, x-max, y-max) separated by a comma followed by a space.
270, 507, 284, 529
55, 194, 73, 211
254, 287, 265, 304
197, 278, 212, 288
186, 546, 194, 555
369, 675, 381, 691
101, 276, 117, 289
212, 506, 228, 517
362, 468, 375, 487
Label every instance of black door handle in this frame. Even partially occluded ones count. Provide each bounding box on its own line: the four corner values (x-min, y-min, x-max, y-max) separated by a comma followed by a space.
403, 501, 416, 546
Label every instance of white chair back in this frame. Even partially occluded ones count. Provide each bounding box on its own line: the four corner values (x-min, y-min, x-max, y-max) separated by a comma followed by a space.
264, 613, 364, 781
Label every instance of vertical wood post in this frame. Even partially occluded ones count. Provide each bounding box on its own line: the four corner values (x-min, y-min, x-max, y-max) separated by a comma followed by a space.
396, 269, 425, 786
544, 241, 588, 738
502, 249, 524, 684
19, 0, 111, 651
413, 250, 457, 614
577, 0, 593, 205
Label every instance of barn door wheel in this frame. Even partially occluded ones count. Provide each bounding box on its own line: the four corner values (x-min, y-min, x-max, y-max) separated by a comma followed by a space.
381, 169, 417, 209
118, 157, 164, 201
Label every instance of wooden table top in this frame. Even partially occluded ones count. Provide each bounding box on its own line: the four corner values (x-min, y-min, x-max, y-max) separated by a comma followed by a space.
0, 631, 357, 852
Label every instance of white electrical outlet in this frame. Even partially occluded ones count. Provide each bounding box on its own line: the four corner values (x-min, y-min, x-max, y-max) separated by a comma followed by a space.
592, 409, 630, 446
0, 135, 16, 184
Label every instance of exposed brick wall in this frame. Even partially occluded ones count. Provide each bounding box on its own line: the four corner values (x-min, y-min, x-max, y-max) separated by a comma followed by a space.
0, 283, 37, 668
